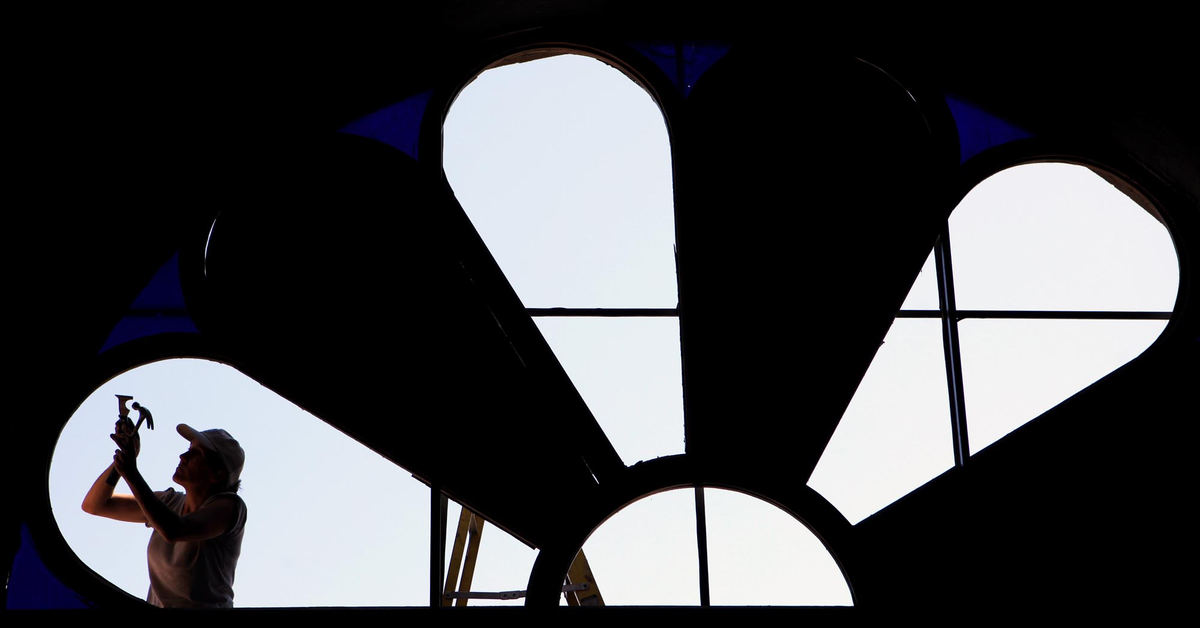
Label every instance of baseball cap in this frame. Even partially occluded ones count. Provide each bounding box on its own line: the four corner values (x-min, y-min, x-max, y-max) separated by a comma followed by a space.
177, 424, 245, 487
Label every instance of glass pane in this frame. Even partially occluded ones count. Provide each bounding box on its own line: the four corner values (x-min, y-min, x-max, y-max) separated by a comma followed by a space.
533, 317, 684, 465
442, 501, 537, 606
808, 319, 953, 524
704, 488, 852, 606
50, 359, 430, 607
949, 162, 1179, 311
579, 488, 699, 605
899, 249, 939, 310
960, 319, 1169, 454
444, 53, 677, 308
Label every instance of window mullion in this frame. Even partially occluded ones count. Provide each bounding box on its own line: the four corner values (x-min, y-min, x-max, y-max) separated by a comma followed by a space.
934, 225, 971, 467
431, 486, 447, 607
695, 485, 711, 606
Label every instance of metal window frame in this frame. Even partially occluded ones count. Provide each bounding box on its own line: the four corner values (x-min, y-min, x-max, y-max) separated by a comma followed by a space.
924, 221, 1172, 467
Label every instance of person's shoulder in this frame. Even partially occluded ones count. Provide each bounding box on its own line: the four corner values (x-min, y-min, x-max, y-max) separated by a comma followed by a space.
147, 488, 185, 526
208, 492, 247, 536
202, 492, 244, 511
207, 492, 247, 522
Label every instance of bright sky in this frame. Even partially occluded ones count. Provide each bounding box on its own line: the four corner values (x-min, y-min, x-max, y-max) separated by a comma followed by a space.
48, 54, 1179, 608
808, 163, 1179, 523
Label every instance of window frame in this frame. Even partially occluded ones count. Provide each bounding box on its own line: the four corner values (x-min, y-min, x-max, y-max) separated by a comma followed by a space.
430, 41, 699, 606
930, 155, 1180, 465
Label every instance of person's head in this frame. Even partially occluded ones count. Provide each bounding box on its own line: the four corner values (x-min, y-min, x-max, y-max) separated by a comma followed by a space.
173, 424, 245, 493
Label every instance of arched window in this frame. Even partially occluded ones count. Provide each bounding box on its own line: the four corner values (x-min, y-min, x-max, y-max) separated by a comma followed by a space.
581, 487, 852, 605
809, 162, 1179, 524
437, 50, 687, 602
443, 52, 683, 466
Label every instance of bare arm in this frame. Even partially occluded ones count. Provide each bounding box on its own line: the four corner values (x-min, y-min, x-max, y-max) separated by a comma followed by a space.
82, 417, 146, 522
118, 459, 238, 543
81, 461, 146, 523
85, 416, 238, 541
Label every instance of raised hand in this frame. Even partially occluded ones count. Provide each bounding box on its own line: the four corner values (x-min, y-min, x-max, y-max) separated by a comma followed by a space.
111, 416, 141, 477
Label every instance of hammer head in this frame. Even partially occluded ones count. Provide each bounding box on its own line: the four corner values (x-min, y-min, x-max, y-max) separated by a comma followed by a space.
115, 395, 134, 419
131, 401, 155, 431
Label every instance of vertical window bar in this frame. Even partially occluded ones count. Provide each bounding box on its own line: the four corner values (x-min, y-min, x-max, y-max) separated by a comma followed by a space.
934, 226, 971, 466
431, 486, 447, 608
694, 485, 711, 606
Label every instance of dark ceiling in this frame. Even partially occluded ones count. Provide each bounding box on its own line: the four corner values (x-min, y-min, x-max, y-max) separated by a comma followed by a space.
10, 3, 1198, 619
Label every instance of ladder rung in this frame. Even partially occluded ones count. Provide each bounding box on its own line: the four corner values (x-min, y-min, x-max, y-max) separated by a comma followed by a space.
441, 505, 603, 606
443, 583, 590, 601
444, 590, 526, 600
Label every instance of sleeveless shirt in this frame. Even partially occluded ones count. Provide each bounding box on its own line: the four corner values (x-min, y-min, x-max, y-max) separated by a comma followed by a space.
146, 488, 247, 608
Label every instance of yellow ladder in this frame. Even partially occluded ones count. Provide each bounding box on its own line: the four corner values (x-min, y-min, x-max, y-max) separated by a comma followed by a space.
442, 505, 603, 606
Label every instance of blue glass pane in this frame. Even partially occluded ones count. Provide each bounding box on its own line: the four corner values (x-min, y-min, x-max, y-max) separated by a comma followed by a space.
339, 90, 433, 159
944, 93, 1032, 163
100, 252, 198, 353
629, 41, 731, 98
6, 523, 90, 609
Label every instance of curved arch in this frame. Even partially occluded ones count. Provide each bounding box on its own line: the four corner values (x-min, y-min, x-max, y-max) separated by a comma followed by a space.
429, 37, 686, 149
50, 357, 435, 607
949, 143, 1197, 352
442, 50, 676, 306
525, 456, 857, 607
948, 160, 1178, 311
955, 140, 1189, 241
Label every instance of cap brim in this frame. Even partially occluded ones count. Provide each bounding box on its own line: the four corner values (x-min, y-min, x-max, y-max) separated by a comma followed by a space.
177, 423, 200, 442
177, 423, 217, 455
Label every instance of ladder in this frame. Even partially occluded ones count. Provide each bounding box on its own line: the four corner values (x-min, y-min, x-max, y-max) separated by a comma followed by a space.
442, 505, 603, 606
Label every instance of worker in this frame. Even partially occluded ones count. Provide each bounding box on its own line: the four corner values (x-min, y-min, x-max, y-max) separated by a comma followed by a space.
83, 417, 247, 608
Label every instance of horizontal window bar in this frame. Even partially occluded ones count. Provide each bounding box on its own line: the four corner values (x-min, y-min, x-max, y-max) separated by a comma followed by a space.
896, 310, 1172, 320
527, 308, 679, 317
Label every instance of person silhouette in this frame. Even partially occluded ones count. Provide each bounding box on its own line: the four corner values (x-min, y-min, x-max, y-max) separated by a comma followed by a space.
83, 418, 247, 608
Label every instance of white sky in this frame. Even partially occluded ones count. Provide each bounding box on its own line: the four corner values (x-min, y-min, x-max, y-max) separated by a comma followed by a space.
47, 54, 1179, 607
809, 163, 1178, 523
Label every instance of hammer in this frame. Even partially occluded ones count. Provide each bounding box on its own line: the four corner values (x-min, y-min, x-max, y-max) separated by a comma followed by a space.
116, 394, 155, 432
108, 395, 154, 485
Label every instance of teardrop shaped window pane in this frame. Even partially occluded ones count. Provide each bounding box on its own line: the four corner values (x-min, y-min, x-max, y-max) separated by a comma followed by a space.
948, 163, 1178, 312
50, 358, 431, 607
444, 53, 677, 308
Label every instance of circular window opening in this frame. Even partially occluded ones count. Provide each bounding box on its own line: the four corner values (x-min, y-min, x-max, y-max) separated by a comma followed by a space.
578, 487, 852, 606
